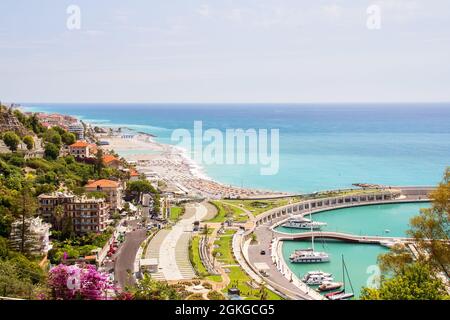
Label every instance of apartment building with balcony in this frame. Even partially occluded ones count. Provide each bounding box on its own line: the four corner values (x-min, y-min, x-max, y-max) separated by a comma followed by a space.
38, 192, 110, 234
85, 179, 123, 211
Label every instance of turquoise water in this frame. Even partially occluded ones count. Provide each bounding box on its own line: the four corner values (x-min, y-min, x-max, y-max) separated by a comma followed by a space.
21, 103, 450, 193
279, 202, 430, 299
20, 103, 446, 299
282, 240, 389, 299
276, 202, 431, 237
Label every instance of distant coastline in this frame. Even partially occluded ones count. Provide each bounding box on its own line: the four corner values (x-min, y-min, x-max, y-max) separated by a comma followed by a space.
19, 102, 450, 193
20, 104, 285, 199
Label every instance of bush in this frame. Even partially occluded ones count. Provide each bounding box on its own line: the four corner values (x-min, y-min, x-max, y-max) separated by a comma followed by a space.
22, 136, 34, 150
62, 132, 76, 145
8, 154, 25, 167
44, 143, 60, 160
2, 131, 21, 151
187, 293, 205, 300
44, 129, 62, 147
207, 290, 225, 300
203, 282, 213, 289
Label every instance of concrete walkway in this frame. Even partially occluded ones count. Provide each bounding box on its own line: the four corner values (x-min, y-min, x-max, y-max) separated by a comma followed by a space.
146, 202, 208, 281
145, 229, 170, 280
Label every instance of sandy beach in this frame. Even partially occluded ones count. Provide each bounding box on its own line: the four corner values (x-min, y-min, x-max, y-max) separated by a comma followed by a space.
96, 129, 286, 199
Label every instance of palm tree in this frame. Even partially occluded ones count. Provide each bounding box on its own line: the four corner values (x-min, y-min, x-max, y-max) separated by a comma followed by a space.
259, 282, 268, 300
212, 250, 219, 269
54, 205, 65, 231
203, 224, 209, 241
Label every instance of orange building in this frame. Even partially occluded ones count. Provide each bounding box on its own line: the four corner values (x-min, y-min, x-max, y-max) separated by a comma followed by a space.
102, 154, 121, 169
85, 179, 123, 210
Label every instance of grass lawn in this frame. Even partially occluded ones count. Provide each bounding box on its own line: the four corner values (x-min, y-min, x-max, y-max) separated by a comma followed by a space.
206, 274, 223, 282
223, 198, 298, 216
213, 231, 237, 265
169, 206, 183, 221
207, 201, 248, 223
224, 266, 283, 300
190, 236, 223, 282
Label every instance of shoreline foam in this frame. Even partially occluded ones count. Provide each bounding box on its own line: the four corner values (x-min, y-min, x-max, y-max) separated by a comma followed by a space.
19, 105, 286, 199
93, 125, 286, 199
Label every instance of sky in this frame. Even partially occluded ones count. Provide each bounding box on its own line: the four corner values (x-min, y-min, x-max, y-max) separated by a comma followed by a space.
0, 0, 450, 103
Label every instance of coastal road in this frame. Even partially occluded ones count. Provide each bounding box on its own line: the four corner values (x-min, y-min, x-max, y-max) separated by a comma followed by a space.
114, 220, 147, 289
248, 223, 314, 300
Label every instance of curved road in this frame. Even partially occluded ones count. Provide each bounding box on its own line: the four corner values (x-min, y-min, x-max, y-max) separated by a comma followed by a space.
114, 220, 147, 289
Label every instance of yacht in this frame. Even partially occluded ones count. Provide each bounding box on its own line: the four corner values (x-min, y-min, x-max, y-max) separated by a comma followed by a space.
290, 250, 330, 263
282, 217, 327, 230
318, 281, 343, 292
326, 291, 355, 300
302, 270, 332, 282
304, 274, 333, 285
289, 212, 330, 264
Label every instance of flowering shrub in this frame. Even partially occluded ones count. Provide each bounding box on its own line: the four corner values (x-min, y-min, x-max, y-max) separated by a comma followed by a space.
47, 264, 113, 300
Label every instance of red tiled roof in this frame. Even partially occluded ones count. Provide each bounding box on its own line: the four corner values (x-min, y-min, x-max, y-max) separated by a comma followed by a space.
70, 141, 89, 148
103, 155, 119, 164
130, 170, 139, 177
85, 179, 120, 188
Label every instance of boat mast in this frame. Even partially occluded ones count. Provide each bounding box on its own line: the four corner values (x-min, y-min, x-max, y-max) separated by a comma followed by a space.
342, 254, 345, 292
310, 211, 315, 252
343, 256, 354, 294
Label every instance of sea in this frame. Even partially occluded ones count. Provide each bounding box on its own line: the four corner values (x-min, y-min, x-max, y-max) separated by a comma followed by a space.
21, 103, 450, 194
20, 102, 449, 298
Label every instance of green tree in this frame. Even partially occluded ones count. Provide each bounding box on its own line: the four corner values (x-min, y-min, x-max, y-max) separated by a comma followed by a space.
361, 263, 449, 300
11, 186, 38, 254
407, 168, 450, 276
378, 168, 450, 277
365, 168, 450, 300
2, 131, 21, 152
127, 180, 157, 202
22, 136, 34, 150
0, 259, 35, 299
28, 114, 45, 134
259, 282, 268, 300
130, 274, 181, 300
95, 148, 105, 174
44, 129, 62, 147
61, 132, 76, 146
44, 143, 60, 160
61, 215, 75, 240
53, 205, 65, 231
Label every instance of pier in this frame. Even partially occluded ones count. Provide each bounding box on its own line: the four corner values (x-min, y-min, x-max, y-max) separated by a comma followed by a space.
278, 231, 414, 245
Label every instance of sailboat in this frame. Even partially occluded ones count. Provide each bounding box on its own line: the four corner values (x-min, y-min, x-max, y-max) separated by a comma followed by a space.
326, 255, 354, 300
289, 212, 330, 263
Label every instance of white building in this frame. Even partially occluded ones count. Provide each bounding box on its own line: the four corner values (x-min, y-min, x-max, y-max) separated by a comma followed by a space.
9, 217, 51, 254
68, 122, 85, 140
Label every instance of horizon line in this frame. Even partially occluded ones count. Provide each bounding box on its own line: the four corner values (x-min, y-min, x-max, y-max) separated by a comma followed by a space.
14, 101, 450, 106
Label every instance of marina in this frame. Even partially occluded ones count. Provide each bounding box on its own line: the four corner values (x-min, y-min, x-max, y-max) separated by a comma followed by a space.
278, 202, 430, 298
282, 240, 387, 299
276, 202, 431, 237
246, 190, 433, 299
